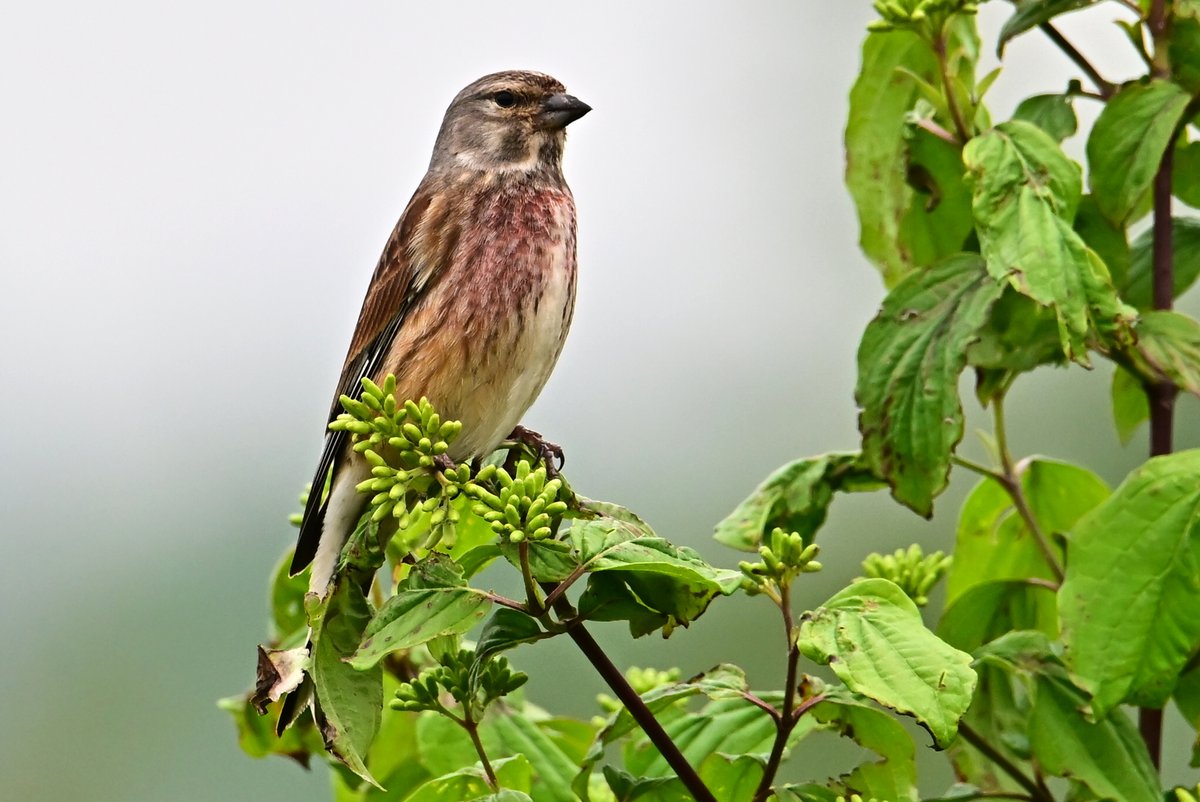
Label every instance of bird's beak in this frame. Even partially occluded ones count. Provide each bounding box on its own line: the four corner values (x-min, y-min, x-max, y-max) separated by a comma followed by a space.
540, 93, 592, 129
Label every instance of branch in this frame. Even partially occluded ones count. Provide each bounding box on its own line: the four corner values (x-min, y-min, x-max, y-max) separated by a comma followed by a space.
1141, 0, 1174, 770
462, 711, 499, 790
1038, 22, 1115, 98
752, 585, 802, 802
564, 622, 719, 802
958, 723, 1054, 802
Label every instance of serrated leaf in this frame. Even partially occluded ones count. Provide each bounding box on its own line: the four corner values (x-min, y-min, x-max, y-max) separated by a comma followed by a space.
1012, 93, 1077, 141
1122, 310, 1200, 396
797, 579, 977, 747
945, 459, 1108, 604
1088, 80, 1192, 224
810, 690, 919, 802
310, 578, 383, 785
568, 520, 741, 626
856, 253, 1003, 516
1121, 217, 1200, 309
1111, 364, 1149, 444
964, 120, 1102, 359
997, 0, 1095, 53
348, 557, 492, 669
713, 452, 882, 552
1060, 449, 1200, 712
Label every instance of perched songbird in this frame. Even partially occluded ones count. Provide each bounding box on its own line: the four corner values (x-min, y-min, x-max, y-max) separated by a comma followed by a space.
291, 71, 590, 596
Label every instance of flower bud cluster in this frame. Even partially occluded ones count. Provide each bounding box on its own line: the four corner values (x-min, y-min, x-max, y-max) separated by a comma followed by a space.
466, 460, 569, 543
390, 648, 527, 717
739, 528, 822, 593
860, 544, 951, 607
868, 0, 977, 34
328, 378, 471, 543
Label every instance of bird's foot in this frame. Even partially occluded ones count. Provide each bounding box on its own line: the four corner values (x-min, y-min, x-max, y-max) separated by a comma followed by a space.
433, 454, 455, 474
506, 425, 565, 477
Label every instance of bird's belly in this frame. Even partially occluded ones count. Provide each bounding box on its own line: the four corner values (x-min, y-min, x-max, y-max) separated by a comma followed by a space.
375, 249, 575, 462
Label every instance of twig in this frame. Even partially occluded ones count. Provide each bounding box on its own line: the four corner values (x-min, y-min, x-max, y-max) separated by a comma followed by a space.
993, 397, 1065, 583
463, 713, 499, 790
517, 541, 544, 614
741, 691, 782, 723
1141, 0, 1174, 770
1038, 22, 1115, 98
752, 585, 802, 802
540, 563, 588, 611
564, 622, 718, 802
934, 34, 972, 142
958, 722, 1053, 802
916, 117, 961, 146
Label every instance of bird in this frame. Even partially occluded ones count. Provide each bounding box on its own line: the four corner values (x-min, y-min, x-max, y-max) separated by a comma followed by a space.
290, 71, 590, 597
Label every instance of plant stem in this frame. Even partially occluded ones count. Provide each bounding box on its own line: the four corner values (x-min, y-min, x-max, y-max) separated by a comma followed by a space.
752, 585, 802, 802
992, 396, 1064, 582
517, 540, 544, 614
540, 563, 588, 611
563, 622, 719, 802
952, 454, 1004, 481
957, 722, 1053, 802
1141, 0, 1173, 771
1038, 22, 1115, 98
934, 33, 971, 142
463, 714, 499, 790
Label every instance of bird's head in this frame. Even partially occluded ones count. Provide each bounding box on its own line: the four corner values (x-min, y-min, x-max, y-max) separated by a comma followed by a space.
430, 71, 591, 174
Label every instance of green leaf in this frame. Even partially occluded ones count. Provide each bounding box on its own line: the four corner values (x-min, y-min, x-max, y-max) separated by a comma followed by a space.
488, 713, 579, 802
964, 120, 1104, 359
1030, 673, 1160, 802
310, 577, 383, 785
845, 30, 931, 286
971, 631, 1160, 802
348, 557, 492, 669
474, 609, 546, 663
966, 287, 1065, 379
1170, 14, 1200, 95
1111, 364, 1150, 444
218, 693, 324, 766
1175, 141, 1200, 208
1122, 310, 1200, 396
1122, 217, 1200, 309
810, 690, 919, 802
945, 459, 1108, 604
899, 126, 977, 269
1088, 80, 1192, 224
695, 753, 763, 802
576, 573, 672, 638
997, 0, 1095, 53
405, 755, 533, 802
499, 538, 579, 583
1174, 663, 1200, 767
797, 578, 977, 747
622, 696, 778, 778
269, 549, 310, 643
939, 579, 1058, 653
1060, 449, 1200, 712
856, 253, 1003, 516
1074, 195, 1130, 286
568, 520, 741, 626
1012, 93, 1078, 141
714, 452, 883, 552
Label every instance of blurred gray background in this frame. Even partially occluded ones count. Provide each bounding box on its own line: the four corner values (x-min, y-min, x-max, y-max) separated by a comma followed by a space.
2, 1, 1195, 799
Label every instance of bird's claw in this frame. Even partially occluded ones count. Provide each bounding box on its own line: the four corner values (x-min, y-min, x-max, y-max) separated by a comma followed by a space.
507, 425, 565, 477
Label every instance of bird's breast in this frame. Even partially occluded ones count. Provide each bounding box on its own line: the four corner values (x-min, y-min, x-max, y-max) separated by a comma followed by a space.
378, 179, 578, 459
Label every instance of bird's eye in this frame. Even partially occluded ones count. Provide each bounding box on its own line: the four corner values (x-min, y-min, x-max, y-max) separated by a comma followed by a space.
493, 90, 517, 108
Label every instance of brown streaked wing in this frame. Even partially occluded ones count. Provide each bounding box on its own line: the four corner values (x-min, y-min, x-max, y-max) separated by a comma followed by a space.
290, 182, 451, 575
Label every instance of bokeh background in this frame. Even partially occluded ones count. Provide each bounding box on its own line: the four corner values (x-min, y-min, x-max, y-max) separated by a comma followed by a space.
2, 1, 1196, 799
